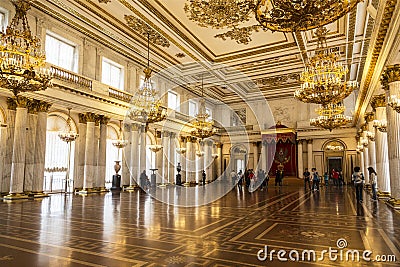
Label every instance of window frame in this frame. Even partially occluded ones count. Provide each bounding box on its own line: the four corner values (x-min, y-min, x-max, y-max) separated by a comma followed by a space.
188, 100, 198, 117
167, 90, 180, 111
102, 57, 125, 91
0, 7, 8, 33
45, 31, 78, 72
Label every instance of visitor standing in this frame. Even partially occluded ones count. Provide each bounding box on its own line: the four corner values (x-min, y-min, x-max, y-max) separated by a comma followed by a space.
311, 168, 319, 191
303, 168, 311, 191
352, 166, 365, 203
368, 167, 377, 201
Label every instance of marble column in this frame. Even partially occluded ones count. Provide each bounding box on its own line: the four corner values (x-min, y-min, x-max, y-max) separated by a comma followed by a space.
261, 140, 267, 173
371, 94, 391, 197
31, 101, 51, 196
362, 130, 369, 183
23, 100, 38, 193
0, 125, 7, 193
307, 139, 313, 171
81, 113, 96, 193
253, 142, 259, 171
365, 112, 377, 177
139, 125, 147, 175
382, 66, 400, 207
197, 141, 204, 184
93, 118, 100, 190
162, 131, 170, 184
122, 123, 132, 187
204, 139, 212, 181
179, 136, 187, 183
6, 96, 29, 199
127, 123, 140, 189
168, 133, 176, 184
297, 139, 304, 178
75, 114, 87, 191
216, 143, 223, 180
2, 98, 16, 194
155, 130, 163, 183
186, 136, 196, 183
97, 116, 109, 190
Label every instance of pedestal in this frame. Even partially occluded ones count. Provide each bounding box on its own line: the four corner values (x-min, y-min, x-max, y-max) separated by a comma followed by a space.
110, 174, 121, 191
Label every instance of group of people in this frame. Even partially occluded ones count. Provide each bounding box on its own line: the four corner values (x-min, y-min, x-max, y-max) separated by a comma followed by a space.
230, 169, 271, 191
302, 166, 378, 203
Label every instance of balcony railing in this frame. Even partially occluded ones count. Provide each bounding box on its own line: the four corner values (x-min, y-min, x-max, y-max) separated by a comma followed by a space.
50, 65, 92, 90
108, 87, 133, 103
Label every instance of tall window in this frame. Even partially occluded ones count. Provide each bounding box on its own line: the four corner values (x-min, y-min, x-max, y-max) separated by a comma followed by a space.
206, 107, 212, 120
168, 91, 179, 111
45, 32, 77, 72
189, 100, 197, 117
106, 125, 121, 188
102, 57, 124, 90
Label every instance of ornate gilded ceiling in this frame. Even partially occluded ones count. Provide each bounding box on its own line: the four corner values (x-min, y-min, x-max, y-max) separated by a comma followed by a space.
33, 0, 377, 105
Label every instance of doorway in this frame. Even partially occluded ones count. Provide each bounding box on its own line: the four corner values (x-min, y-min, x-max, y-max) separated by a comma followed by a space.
327, 157, 342, 173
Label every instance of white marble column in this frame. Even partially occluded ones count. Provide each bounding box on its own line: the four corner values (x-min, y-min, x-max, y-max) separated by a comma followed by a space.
384, 76, 400, 205
297, 139, 304, 178
261, 140, 267, 173
82, 113, 96, 192
0, 125, 7, 193
168, 133, 176, 184
139, 125, 147, 175
128, 124, 140, 188
372, 96, 391, 197
204, 140, 212, 181
75, 114, 87, 191
122, 123, 132, 187
31, 101, 51, 196
186, 136, 196, 183
155, 131, 163, 184
2, 98, 16, 194
253, 142, 259, 171
362, 131, 369, 183
162, 131, 170, 184
97, 116, 109, 190
307, 139, 313, 170
6, 96, 29, 199
179, 137, 187, 183
93, 119, 100, 190
216, 143, 222, 179
197, 141, 204, 184
23, 100, 38, 193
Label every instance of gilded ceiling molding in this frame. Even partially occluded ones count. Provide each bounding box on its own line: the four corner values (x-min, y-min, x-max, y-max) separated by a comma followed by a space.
255, 73, 301, 86
98, 0, 111, 3
214, 25, 263, 45
354, 0, 397, 121
124, 15, 170, 47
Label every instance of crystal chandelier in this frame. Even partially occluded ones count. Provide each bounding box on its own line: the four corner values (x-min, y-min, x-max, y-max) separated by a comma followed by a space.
190, 79, 217, 140
112, 120, 128, 149
58, 108, 79, 143
149, 129, 163, 153
0, 0, 52, 96
294, 27, 358, 105
373, 119, 387, 133
128, 30, 166, 125
310, 102, 352, 131
255, 0, 362, 32
388, 95, 400, 113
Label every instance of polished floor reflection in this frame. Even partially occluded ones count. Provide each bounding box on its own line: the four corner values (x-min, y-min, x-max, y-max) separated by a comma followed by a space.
0, 183, 399, 266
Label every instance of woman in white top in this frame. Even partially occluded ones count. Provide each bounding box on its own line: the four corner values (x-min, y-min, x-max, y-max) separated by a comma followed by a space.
368, 167, 378, 201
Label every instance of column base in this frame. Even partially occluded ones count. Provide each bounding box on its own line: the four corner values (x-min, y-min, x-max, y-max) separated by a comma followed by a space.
377, 191, 391, 200
386, 198, 400, 209
29, 192, 49, 198
98, 187, 109, 192
124, 185, 139, 191
76, 188, 99, 195
3, 193, 29, 200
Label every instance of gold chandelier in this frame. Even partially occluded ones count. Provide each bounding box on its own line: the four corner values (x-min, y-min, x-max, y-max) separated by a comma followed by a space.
255, 0, 362, 32
127, 19, 167, 125
112, 120, 128, 149
310, 103, 352, 131
149, 129, 163, 153
0, 0, 52, 96
58, 108, 79, 143
190, 79, 217, 140
294, 27, 358, 105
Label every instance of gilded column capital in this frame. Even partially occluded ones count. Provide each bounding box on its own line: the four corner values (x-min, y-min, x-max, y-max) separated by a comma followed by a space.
36, 101, 52, 113
27, 99, 39, 114
306, 139, 313, 144
169, 132, 176, 138
162, 131, 170, 138
371, 94, 386, 110
215, 142, 223, 148
78, 113, 87, 124
364, 112, 375, 123
155, 129, 162, 138
381, 64, 400, 88
15, 96, 29, 108
85, 112, 97, 123
131, 123, 140, 131
6, 97, 17, 111
297, 139, 304, 144
98, 115, 110, 125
